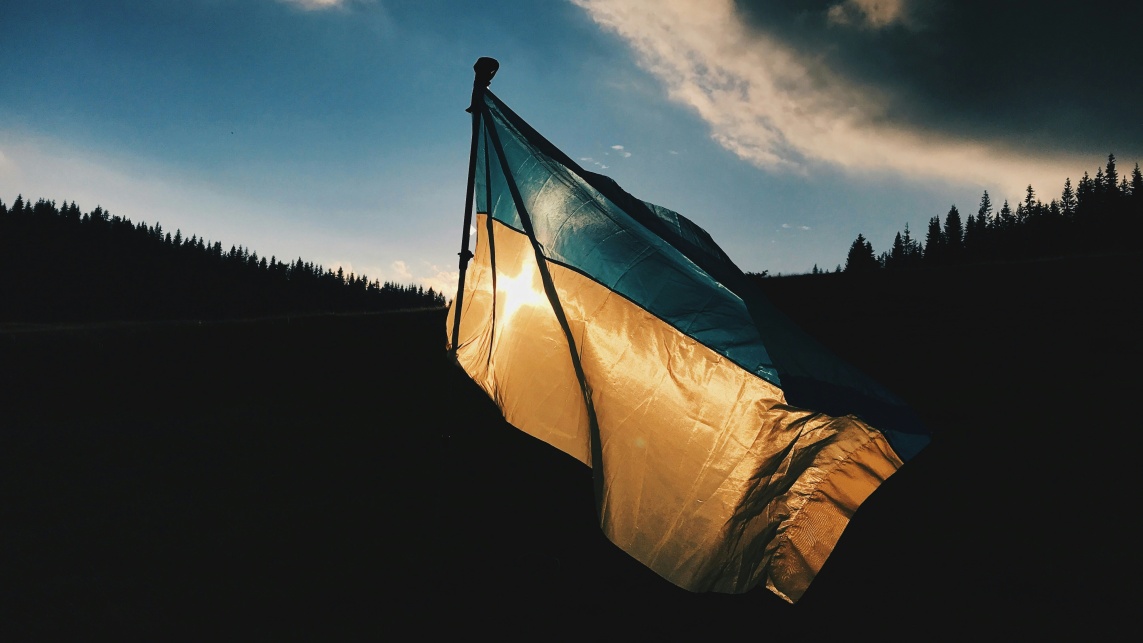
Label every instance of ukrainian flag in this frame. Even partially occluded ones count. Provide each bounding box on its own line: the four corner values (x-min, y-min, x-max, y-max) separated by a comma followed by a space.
447, 88, 927, 603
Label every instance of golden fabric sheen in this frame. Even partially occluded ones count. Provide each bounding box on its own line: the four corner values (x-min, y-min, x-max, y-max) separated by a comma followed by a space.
447, 215, 904, 602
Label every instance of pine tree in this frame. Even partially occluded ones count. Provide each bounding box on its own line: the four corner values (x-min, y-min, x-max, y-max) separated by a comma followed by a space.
1104, 154, 1118, 198
924, 216, 944, 264
944, 204, 964, 260
997, 200, 1014, 231
1020, 185, 1037, 224
1076, 172, 1094, 218
1131, 163, 1143, 239
977, 191, 993, 229
844, 233, 879, 273
889, 231, 905, 269
901, 222, 920, 264
1060, 178, 1077, 219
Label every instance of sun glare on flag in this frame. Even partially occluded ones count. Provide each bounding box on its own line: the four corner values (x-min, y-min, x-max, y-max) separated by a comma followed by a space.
495, 261, 546, 326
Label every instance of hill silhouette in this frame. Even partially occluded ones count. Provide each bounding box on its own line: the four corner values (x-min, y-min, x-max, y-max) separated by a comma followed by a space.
0, 195, 444, 322
2, 251, 1137, 638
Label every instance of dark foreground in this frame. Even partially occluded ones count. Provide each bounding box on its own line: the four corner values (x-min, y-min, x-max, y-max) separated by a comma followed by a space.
2, 255, 1138, 639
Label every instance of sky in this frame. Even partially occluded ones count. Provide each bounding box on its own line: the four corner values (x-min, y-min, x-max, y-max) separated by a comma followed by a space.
2, 0, 1140, 293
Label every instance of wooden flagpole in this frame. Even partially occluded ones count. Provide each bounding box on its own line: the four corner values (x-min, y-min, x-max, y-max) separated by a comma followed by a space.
449, 57, 499, 358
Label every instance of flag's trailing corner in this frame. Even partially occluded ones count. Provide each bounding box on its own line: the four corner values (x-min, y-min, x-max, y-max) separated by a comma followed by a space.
446, 62, 928, 603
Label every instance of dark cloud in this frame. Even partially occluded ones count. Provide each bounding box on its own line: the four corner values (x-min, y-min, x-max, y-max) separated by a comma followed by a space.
734, 0, 1143, 160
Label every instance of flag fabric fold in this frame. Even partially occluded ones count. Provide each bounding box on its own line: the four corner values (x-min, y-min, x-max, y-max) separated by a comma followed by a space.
447, 89, 926, 602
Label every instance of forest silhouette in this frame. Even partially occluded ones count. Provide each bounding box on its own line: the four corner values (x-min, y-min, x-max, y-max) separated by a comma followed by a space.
830, 155, 1143, 274
0, 195, 445, 323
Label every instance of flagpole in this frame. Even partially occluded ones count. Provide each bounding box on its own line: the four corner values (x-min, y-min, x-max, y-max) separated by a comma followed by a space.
450, 57, 499, 358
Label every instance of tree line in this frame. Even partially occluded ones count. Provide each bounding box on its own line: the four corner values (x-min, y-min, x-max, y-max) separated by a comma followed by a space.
837, 154, 1143, 274
0, 195, 446, 322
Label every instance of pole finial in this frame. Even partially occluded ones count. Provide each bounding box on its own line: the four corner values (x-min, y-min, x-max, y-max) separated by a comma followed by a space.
474, 57, 499, 89
467, 57, 499, 113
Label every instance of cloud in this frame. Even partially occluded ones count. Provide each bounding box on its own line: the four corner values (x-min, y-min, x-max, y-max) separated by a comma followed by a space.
417, 263, 459, 299
611, 144, 632, 158
330, 260, 357, 277
390, 259, 414, 282
277, 0, 348, 10
301, 258, 453, 298
328, 260, 389, 284
388, 259, 456, 295
827, 0, 910, 29
301, 257, 451, 296
579, 155, 611, 170
386, 260, 457, 300
572, 0, 1139, 197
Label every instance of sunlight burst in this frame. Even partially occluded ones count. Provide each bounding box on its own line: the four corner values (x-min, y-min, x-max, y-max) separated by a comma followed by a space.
496, 262, 547, 326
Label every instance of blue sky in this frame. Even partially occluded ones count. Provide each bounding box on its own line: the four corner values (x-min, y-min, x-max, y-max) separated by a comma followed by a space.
3, 0, 1139, 293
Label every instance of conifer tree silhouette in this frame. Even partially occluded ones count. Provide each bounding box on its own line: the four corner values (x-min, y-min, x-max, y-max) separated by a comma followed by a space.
844, 234, 878, 273
924, 216, 944, 265
943, 205, 964, 262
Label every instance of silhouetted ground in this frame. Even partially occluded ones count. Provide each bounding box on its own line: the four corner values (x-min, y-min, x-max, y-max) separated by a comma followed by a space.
2, 254, 1138, 639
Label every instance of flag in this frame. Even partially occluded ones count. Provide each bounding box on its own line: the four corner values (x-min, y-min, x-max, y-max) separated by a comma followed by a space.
447, 88, 927, 603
